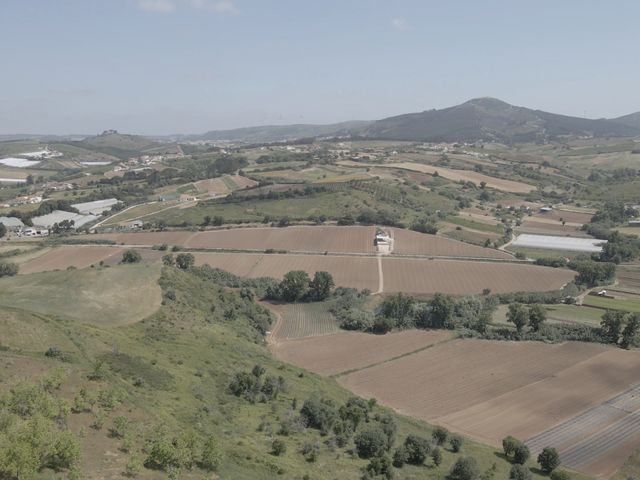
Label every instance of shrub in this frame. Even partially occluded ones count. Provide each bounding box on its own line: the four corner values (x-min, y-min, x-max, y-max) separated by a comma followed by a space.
392, 446, 407, 468
300, 397, 337, 435
449, 456, 480, 480
0, 262, 19, 277
200, 436, 221, 471
431, 446, 442, 466
364, 455, 394, 480
502, 436, 519, 458
271, 439, 286, 456
510, 464, 532, 480
403, 434, 431, 465
550, 470, 571, 480
121, 249, 142, 263
432, 426, 449, 445
450, 435, 463, 452
175, 253, 195, 270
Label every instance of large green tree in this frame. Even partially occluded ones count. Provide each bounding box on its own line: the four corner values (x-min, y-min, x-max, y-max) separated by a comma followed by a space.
308, 271, 335, 301
279, 270, 311, 301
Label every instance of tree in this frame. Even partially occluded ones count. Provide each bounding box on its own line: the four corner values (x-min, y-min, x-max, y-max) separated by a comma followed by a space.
537, 447, 560, 474
510, 464, 532, 480
0, 223, 6, 238
513, 443, 530, 465
432, 426, 449, 445
502, 436, 519, 458
449, 456, 480, 480
308, 271, 335, 301
403, 435, 431, 465
507, 304, 528, 334
600, 310, 625, 344
162, 254, 175, 266
620, 314, 640, 349
364, 455, 394, 480
528, 304, 546, 332
354, 426, 390, 459
279, 270, 310, 301
380, 293, 415, 325
121, 249, 142, 263
392, 446, 407, 468
0, 262, 19, 277
300, 397, 338, 434
175, 253, 195, 270
429, 293, 455, 328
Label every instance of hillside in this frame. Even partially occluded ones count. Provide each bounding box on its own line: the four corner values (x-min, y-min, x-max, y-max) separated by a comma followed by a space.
0, 264, 553, 480
198, 120, 372, 144
193, 98, 640, 144
358, 98, 639, 143
56, 130, 179, 160
613, 111, 640, 130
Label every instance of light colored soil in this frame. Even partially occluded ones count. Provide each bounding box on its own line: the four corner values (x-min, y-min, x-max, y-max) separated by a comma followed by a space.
517, 221, 590, 237
271, 329, 454, 376
193, 177, 232, 195
533, 209, 594, 224
91, 230, 199, 246
383, 162, 535, 193
192, 252, 379, 291
382, 258, 575, 295
266, 302, 339, 340
390, 228, 512, 259
186, 225, 377, 254
229, 174, 258, 189
18, 246, 124, 274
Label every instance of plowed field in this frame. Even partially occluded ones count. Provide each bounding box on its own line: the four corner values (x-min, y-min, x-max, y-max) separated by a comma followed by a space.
382, 258, 575, 295
19, 246, 124, 274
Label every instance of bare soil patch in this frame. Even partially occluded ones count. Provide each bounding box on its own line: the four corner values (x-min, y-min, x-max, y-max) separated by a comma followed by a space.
186, 225, 376, 254
391, 228, 512, 259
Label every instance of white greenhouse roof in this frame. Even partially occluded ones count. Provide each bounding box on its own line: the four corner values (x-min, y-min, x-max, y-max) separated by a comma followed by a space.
511, 234, 607, 253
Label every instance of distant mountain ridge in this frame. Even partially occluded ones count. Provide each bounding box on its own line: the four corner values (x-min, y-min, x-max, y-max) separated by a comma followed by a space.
193, 98, 640, 144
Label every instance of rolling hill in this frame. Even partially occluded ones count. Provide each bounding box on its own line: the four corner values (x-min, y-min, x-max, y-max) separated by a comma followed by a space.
613, 111, 640, 130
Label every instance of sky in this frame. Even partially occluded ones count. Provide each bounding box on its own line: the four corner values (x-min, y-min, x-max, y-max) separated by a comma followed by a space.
1, 0, 640, 135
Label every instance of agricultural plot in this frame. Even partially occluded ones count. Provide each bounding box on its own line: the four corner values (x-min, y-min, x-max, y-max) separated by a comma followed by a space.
186, 225, 376, 254
382, 258, 575, 295
531, 209, 594, 225
193, 252, 379, 292
334, 338, 640, 476
390, 228, 512, 259
91, 230, 199, 246
582, 294, 640, 314
267, 302, 339, 340
618, 265, 640, 292
271, 329, 454, 376
379, 162, 535, 193
518, 219, 586, 236
18, 246, 124, 274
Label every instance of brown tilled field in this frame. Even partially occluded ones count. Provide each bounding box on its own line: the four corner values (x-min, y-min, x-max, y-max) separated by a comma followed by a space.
382, 258, 575, 294
390, 228, 513, 259
533, 209, 594, 224
186, 225, 376, 253
614, 264, 640, 292
519, 219, 586, 235
271, 329, 454, 376
332, 338, 640, 478
193, 252, 379, 291
18, 246, 124, 274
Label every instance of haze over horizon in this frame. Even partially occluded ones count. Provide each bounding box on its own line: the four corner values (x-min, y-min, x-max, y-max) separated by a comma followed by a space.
2, 0, 640, 135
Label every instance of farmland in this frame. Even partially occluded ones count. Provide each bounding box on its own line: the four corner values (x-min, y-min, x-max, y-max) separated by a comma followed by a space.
618, 264, 640, 292
331, 338, 640, 477
382, 257, 575, 295
347, 161, 536, 193
271, 329, 454, 376
267, 302, 339, 340
582, 294, 640, 314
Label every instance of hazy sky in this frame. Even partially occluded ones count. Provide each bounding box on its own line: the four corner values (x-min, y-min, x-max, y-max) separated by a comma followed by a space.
2, 0, 639, 135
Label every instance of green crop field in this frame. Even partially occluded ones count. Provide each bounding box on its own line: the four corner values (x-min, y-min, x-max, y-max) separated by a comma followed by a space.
582, 295, 640, 314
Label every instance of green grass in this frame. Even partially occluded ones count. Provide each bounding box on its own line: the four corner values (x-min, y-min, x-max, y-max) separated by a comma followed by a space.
582, 295, 640, 313
0, 264, 162, 326
0, 265, 583, 480
506, 246, 582, 260
447, 215, 505, 234
493, 303, 603, 327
